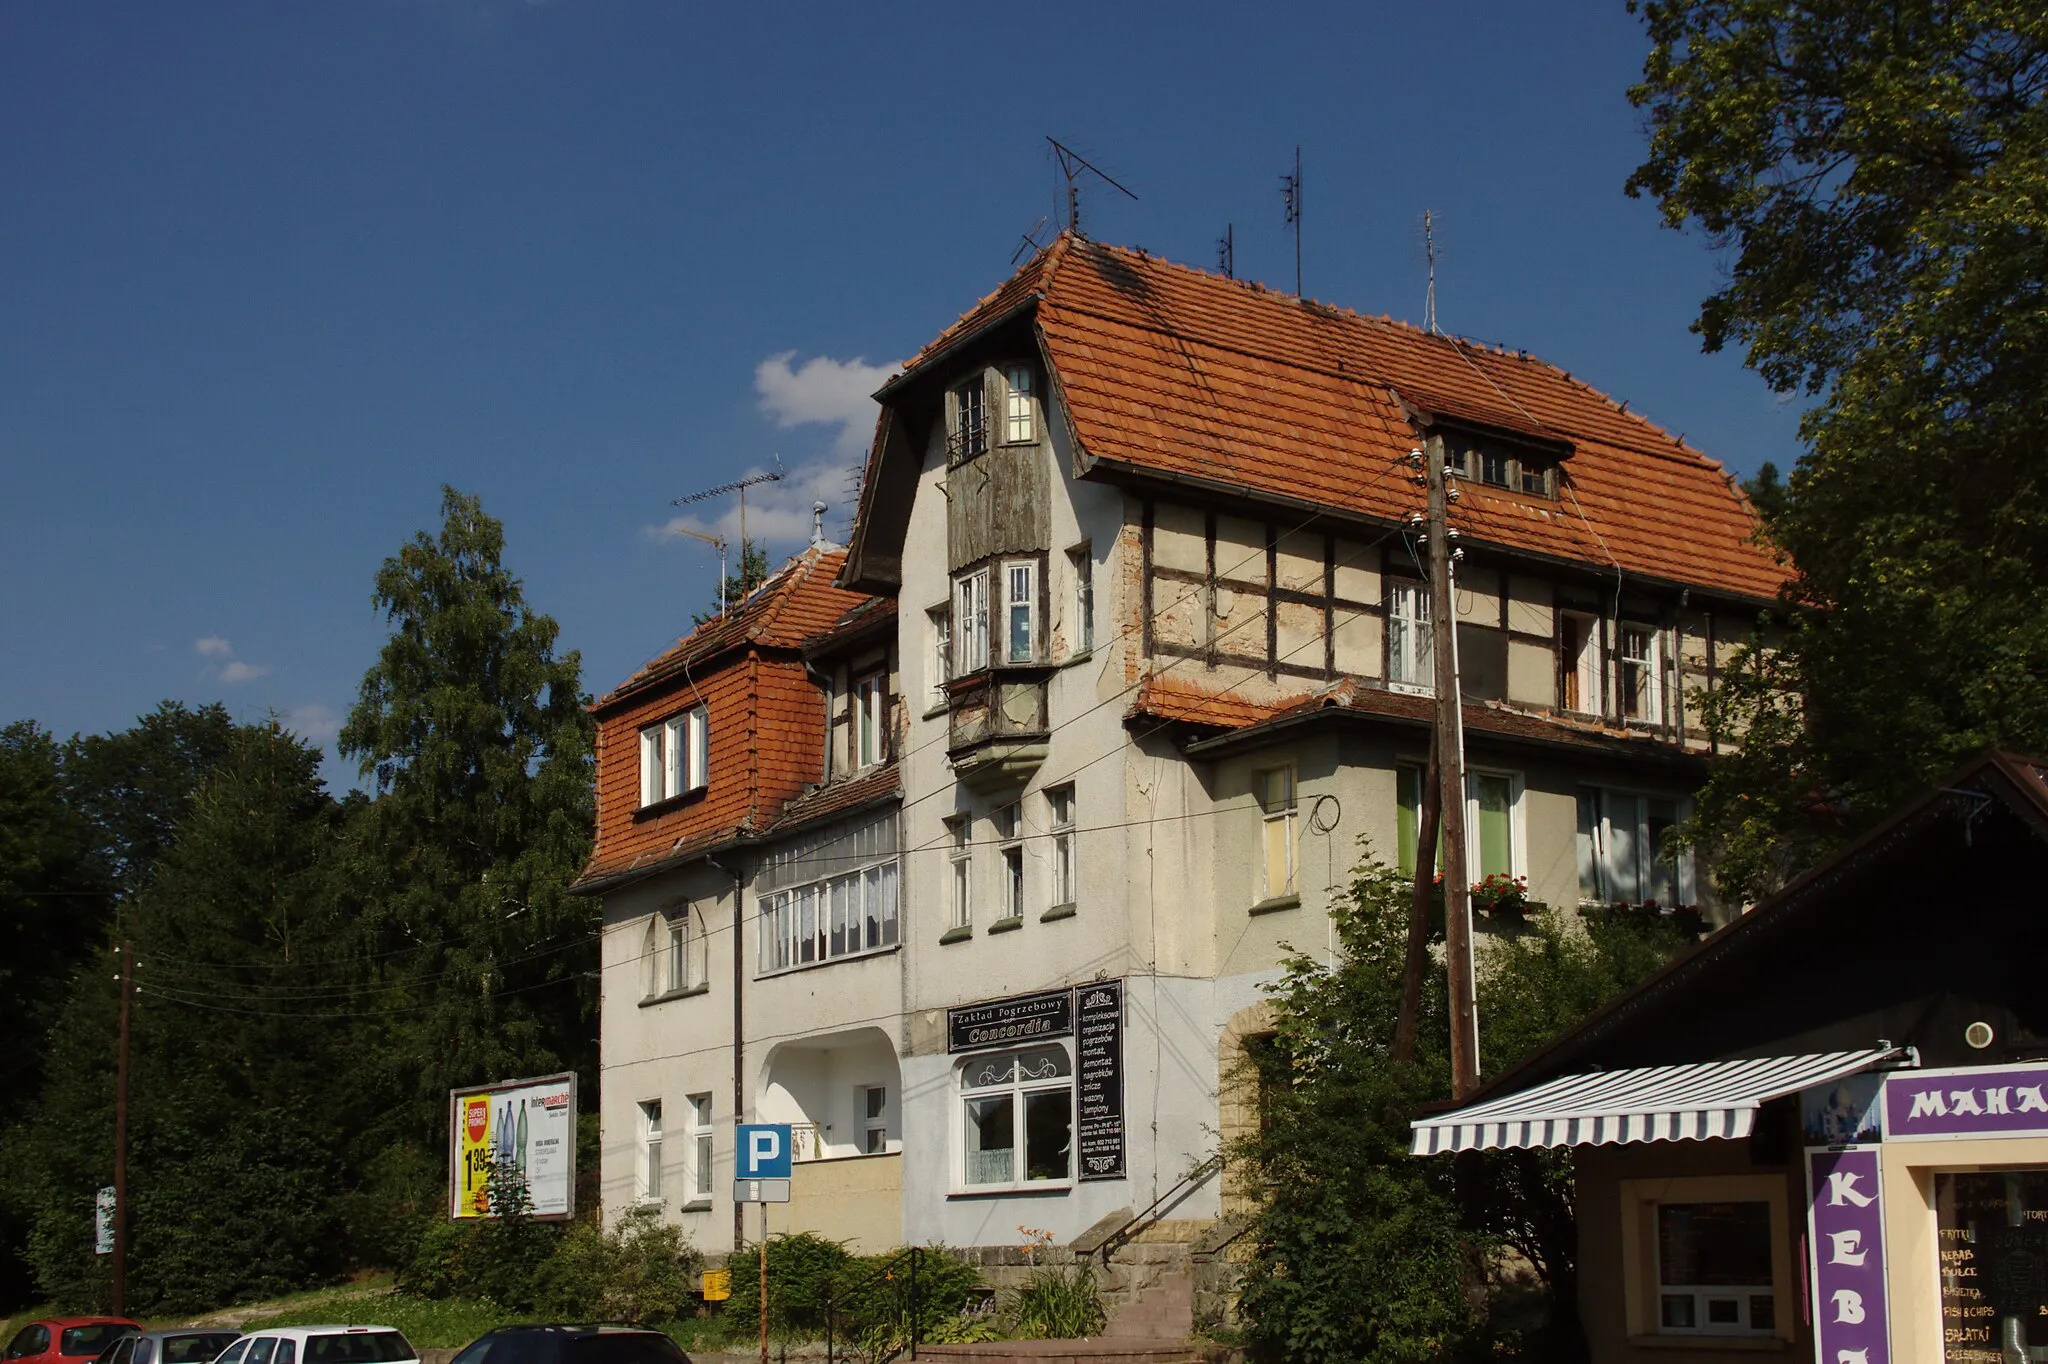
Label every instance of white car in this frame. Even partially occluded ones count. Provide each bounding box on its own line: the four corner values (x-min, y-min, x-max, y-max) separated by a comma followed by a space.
213, 1329, 417, 1364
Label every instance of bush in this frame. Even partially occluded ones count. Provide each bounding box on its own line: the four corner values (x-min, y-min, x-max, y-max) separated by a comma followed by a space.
722, 1232, 853, 1337
531, 1205, 699, 1323
1001, 1263, 1104, 1340
397, 1163, 558, 1311
825, 1247, 987, 1351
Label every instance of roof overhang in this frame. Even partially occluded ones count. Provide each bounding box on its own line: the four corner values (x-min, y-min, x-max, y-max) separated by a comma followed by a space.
1409, 1047, 1913, 1156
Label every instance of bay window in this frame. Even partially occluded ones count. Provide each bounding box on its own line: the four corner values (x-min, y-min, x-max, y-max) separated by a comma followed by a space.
1004, 365, 1034, 444
959, 1043, 1073, 1188
1005, 561, 1037, 663
756, 811, 901, 972
955, 571, 989, 674
927, 606, 951, 710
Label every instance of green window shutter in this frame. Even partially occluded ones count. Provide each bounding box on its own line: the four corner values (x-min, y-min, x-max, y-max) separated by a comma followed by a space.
1476, 775, 1512, 879
1397, 765, 1420, 874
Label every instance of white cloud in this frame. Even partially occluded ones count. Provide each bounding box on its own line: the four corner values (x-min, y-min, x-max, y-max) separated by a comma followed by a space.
194, 636, 233, 657
649, 455, 855, 554
754, 352, 893, 458
283, 703, 342, 745
219, 660, 269, 684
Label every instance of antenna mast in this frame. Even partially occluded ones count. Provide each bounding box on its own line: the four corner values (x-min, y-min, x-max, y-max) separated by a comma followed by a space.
670, 526, 730, 615
1281, 146, 1302, 295
1217, 222, 1234, 280
672, 465, 785, 607
1423, 209, 1441, 335
1047, 137, 1138, 234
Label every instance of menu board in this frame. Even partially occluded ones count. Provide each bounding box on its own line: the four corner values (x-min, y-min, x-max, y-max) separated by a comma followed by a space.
1935, 1170, 2048, 1362
1075, 980, 1125, 1181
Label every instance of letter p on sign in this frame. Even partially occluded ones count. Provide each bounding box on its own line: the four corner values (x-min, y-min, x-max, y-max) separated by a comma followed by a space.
736, 1123, 793, 1179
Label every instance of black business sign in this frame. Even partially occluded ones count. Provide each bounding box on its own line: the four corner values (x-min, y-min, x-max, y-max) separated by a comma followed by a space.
1075, 979, 1126, 1181
947, 988, 1073, 1053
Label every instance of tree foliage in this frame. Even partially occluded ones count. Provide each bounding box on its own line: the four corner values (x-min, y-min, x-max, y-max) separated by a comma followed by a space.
1233, 845, 1689, 1362
691, 539, 770, 626
1628, 0, 2048, 898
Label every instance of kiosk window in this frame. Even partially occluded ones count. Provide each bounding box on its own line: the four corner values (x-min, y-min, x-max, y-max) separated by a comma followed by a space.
1656, 1201, 1775, 1335
1935, 1170, 2048, 1361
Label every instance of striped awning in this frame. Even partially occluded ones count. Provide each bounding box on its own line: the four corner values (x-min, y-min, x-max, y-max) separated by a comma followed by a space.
1409, 1048, 1907, 1156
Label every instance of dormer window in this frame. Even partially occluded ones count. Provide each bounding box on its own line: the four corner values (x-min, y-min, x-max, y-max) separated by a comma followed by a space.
953, 379, 988, 461
1003, 366, 1035, 444
1444, 430, 1557, 497
639, 705, 708, 807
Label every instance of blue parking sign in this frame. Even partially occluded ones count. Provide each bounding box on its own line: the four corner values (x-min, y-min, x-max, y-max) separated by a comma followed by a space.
735, 1123, 792, 1179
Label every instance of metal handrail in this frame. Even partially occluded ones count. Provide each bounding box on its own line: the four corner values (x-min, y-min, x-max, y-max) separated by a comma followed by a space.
1096, 1152, 1224, 1263
821, 1243, 933, 1364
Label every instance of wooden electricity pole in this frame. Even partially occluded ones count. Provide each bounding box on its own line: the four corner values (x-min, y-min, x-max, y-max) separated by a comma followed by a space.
113, 939, 131, 1315
1426, 438, 1480, 1097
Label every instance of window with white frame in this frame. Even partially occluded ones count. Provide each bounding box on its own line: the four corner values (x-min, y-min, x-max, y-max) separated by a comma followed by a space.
947, 815, 972, 929
1577, 788, 1691, 905
860, 1084, 888, 1154
1617, 623, 1664, 723
995, 802, 1024, 921
955, 570, 989, 674
854, 672, 886, 768
1067, 544, 1094, 654
638, 705, 708, 807
958, 1043, 1072, 1188
1387, 579, 1434, 692
1560, 612, 1602, 714
1003, 365, 1034, 444
756, 811, 901, 972
954, 378, 987, 460
1655, 1201, 1776, 1336
927, 605, 951, 710
643, 911, 689, 997
638, 1100, 663, 1201
1465, 771, 1522, 882
1046, 785, 1076, 910
1004, 561, 1036, 663
686, 1094, 713, 1201
1257, 766, 1298, 901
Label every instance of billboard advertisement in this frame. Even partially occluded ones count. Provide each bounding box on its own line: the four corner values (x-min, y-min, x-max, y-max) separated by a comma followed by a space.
448, 1071, 577, 1220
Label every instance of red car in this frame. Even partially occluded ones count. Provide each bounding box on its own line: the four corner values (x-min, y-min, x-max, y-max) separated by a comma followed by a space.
4, 1320, 141, 1364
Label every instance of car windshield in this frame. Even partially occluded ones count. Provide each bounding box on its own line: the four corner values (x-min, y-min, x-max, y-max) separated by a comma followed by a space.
162, 1339, 239, 1364
63, 1330, 137, 1357
302, 1336, 412, 1364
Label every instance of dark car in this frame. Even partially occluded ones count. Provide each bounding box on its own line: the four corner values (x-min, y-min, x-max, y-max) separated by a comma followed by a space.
4, 1319, 141, 1364
449, 1327, 689, 1364
95, 1333, 242, 1364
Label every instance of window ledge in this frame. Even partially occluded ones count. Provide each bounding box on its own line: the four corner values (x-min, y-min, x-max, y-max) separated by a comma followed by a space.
632, 787, 707, 822
678, 1199, 713, 1213
947, 1184, 1074, 1201
639, 981, 710, 1008
1060, 649, 1093, 669
939, 925, 973, 945
756, 942, 901, 981
634, 1195, 663, 1207
924, 703, 948, 720
1249, 894, 1301, 916
987, 915, 1024, 935
1625, 1336, 1788, 1352
1040, 903, 1077, 922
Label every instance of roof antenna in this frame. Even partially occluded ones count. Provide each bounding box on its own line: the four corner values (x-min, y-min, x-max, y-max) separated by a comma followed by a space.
672, 462, 786, 607
1047, 137, 1137, 235
1422, 209, 1441, 335
668, 526, 729, 615
1011, 216, 1049, 265
1281, 146, 1303, 296
1217, 222, 1234, 280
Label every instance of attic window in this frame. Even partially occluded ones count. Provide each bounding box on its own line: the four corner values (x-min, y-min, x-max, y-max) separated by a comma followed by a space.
1444, 431, 1556, 497
953, 379, 988, 462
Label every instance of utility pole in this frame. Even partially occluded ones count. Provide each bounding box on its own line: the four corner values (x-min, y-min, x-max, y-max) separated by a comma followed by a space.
113, 939, 131, 1315
1426, 438, 1480, 1097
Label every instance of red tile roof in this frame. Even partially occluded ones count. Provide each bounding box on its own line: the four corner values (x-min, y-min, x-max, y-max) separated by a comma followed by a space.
900, 235, 1786, 604
596, 545, 871, 713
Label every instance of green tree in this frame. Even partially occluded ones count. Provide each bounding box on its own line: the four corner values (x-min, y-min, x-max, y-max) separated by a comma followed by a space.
336, 487, 597, 1156
691, 539, 770, 626
63, 702, 238, 899
1627, 0, 2048, 898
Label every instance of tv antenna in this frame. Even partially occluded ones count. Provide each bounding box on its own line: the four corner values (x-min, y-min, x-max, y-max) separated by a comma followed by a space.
1422, 209, 1441, 334
1217, 222, 1234, 280
1280, 145, 1303, 295
1011, 216, 1049, 265
1047, 137, 1137, 234
672, 463, 785, 606
670, 526, 730, 615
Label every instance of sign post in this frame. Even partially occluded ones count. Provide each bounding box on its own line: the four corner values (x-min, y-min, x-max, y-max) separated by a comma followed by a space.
735, 1124, 793, 1364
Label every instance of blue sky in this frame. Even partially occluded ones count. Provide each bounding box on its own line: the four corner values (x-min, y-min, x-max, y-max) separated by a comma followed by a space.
0, 1, 1803, 778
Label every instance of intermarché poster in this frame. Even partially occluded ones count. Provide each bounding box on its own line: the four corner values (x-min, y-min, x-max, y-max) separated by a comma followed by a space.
449, 1072, 577, 1220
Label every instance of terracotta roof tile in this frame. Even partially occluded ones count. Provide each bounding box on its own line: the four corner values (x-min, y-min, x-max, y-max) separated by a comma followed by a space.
902, 236, 1786, 604
764, 762, 901, 837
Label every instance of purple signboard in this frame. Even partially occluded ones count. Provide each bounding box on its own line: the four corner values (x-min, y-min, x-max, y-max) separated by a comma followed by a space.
1882, 1063, 2048, 1142
1808, 1146, 1891, 1364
